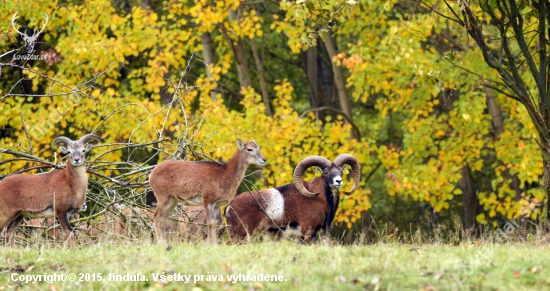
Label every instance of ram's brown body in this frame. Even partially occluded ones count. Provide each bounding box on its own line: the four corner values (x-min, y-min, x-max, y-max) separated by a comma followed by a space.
227, 178, 331, 242
226, 154, 360, 243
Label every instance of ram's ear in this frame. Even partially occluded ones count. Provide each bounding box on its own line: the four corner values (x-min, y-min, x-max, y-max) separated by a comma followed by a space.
237, 139, 244, 150
58, 146, 69, 154
85, 143, 94, 153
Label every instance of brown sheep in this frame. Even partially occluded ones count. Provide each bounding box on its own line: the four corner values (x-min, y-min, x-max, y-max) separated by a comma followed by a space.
226, 154, 360, 242
0, 134, 101, 244
149, 139, 266, 244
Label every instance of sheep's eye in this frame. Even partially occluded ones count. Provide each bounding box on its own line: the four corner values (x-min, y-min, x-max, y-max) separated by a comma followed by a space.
247, 148, 253, 152
82, 149, 85, 153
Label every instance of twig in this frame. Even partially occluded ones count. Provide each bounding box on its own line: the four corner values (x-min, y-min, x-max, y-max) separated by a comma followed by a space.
299, 106, 362, 140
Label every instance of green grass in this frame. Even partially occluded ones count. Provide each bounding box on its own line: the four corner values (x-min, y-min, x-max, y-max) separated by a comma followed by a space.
1, 240, 549, 291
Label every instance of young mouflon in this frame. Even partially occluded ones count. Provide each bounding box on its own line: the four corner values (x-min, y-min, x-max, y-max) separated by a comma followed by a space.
150, 139, 266, 244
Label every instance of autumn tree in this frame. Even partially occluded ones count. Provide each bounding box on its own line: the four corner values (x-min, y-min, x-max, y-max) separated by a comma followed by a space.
321, 1, 542, 230
419, 1, 548, 219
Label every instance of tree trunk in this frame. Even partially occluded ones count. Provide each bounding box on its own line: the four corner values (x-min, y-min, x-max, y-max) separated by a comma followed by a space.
543, 158, 550, 220
436, 89, 478, 230
484, 87, 504, 137
484, 87, 522, 197
437, 88, 456, 113
323, 31, 357, 139
316, 44, 339, 119
305, 47, 321, 112
159, 71, 172, 105
459, 166, 476, 231
250, 38, 272, 116
484, 86, 529, 234
226, 9, 251, 89
201, 32, 217, 101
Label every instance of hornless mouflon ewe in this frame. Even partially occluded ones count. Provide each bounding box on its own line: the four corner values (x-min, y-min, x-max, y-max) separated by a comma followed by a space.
0, 134, 101, 244
226, 154, 360, 242
149, 139, 266, 244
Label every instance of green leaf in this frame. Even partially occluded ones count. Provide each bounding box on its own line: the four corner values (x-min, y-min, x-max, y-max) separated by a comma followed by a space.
306, 2, 314, 13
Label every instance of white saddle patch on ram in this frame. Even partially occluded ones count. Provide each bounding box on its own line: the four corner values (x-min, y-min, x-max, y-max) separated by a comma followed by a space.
264, 188, 284, 221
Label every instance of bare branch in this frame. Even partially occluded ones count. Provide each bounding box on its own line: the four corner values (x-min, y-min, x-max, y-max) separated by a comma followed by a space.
299, 106, 362, 140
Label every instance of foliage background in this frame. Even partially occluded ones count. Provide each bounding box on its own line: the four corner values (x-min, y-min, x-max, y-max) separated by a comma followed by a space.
0, 0, 544, 235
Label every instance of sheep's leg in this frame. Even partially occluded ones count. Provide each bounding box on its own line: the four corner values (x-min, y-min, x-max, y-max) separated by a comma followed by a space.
56, 212, 74, 232
153, 195, 177, 244
300, 227, 316, 244
301, 235, 313, 244
204, 203, 220, 244
56, 211, 75, 243
320, 225, 333, 242
5, 215, 24, 245
0, 215, 8, 238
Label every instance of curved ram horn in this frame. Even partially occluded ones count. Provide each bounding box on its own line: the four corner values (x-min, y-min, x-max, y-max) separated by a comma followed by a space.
78, 134, 101, 144
52, 136, 72, 146
333, 154, 361, 195
293, 156, 331, 198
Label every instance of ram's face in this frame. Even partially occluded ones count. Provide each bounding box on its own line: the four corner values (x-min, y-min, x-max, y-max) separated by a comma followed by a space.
59, 142, 92, 167
323, 164, 343, 189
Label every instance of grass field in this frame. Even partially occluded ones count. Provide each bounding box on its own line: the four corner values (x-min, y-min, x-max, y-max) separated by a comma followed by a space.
1, 238, 549, 291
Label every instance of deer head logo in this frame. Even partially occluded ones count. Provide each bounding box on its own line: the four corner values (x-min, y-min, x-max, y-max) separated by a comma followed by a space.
11, 12, 49, 54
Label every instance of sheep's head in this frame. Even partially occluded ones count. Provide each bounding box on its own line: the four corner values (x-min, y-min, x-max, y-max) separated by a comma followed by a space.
293, 154, 361, 197
237, 139, 267, 167
52, 134, 101, 167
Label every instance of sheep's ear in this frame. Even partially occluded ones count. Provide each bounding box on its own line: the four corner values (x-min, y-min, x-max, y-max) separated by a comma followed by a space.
237, 139, 244, 150
84, 144, 94, 152
58, 146, 69, 154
